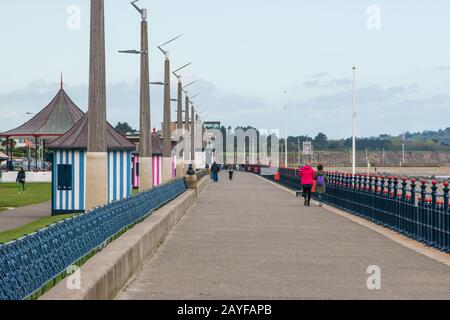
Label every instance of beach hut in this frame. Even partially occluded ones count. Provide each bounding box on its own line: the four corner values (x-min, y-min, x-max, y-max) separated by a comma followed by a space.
47, 114, 136, 215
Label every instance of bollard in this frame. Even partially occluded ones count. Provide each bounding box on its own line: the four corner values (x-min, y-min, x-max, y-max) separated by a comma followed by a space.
419, 180, 427, 243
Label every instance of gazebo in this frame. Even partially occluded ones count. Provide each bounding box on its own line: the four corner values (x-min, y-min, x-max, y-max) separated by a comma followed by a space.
47, 113, 136, 215
0, 80, 84, 169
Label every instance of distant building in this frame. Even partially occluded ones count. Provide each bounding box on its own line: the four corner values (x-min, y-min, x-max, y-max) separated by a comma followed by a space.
204, 121, 221, 130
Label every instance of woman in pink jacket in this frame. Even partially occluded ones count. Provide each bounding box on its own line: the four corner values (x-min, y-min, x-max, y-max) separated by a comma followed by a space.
300, 163, 315, 206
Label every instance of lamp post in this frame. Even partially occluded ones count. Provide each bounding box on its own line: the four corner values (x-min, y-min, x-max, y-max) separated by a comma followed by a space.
86, 0, 108, 210
173, 63, 192, 130
183, 80, 197, 131
352, 66, 357, 177
157, 35, 182, 182
402, 131, 406, 166
172, 62, 192, 177
283, 90, 288, 168
191, 105, 195, 168
119, 0, 152, 191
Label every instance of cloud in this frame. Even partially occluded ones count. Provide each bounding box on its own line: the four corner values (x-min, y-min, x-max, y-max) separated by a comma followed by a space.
436, 66, 450, 71
306, 72, 327, 79
302, 77, 352, 89
327, 78, 352, 87
302, 80, 319, 88
286, 84, 450, 138
1, 80, 449, 141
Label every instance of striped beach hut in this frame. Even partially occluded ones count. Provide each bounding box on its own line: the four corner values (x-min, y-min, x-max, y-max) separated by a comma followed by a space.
132, 129, 175, 188
47, 114, 136, 215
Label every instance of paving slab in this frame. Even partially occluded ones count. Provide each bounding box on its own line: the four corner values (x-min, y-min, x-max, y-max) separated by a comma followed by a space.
118, 172, 450, 300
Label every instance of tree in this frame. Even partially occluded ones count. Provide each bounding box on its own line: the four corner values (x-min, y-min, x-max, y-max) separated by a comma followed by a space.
314, 133, 328, 149
115, 122, 137, 135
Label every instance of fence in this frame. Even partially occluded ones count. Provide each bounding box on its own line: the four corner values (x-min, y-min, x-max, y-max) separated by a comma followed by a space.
0, 178, 187, 300
271, 168, 450, 254
241, 164, 270, 175
324, 173, 449, 254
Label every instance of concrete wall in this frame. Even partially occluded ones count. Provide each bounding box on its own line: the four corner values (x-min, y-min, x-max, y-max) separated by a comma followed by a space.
41, 176, 209, 300
0, 171, 51, 183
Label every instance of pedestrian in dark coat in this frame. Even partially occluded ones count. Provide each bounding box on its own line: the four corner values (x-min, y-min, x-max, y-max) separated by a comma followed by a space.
16, 167, 26, 193
211, 162, 220, 183
228, 164, 235, 181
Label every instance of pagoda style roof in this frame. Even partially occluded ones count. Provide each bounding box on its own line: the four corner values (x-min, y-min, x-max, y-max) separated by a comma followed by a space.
47, 113, 136, 152
0, 88, 85, 138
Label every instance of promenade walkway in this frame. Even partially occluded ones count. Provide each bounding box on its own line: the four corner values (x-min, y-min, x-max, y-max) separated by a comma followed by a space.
118, 172, 450, 300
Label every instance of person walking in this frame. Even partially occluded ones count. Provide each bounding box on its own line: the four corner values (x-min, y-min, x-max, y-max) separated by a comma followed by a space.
206, 163, 213, 181
314, 164, 328, 207
211, 161, 220, 183
16, 167, 26, 193
228, 164, 235, 181
299, 162, 315, 206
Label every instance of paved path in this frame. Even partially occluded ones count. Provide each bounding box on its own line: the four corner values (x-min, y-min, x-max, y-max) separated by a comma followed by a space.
118, 172, 450, 300
0, 201, 51, 232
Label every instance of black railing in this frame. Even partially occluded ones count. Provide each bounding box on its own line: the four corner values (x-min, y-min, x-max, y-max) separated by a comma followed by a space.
277, 168, 301, 190
241, 164, 270, 175
324, 173, 449, 254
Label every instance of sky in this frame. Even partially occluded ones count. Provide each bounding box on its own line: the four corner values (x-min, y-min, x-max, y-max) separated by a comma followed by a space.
0, 0, 450, 139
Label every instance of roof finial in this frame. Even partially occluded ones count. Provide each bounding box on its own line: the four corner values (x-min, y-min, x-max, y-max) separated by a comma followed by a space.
60, 72, 64, 90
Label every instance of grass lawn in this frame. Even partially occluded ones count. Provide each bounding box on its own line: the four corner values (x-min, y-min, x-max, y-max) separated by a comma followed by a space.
0, 182, 51, 211
0, 214, 75, 244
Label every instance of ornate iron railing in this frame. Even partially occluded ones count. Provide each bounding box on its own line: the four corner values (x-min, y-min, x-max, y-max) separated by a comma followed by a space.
324, 173, 449, 254
272, 168, 449, 254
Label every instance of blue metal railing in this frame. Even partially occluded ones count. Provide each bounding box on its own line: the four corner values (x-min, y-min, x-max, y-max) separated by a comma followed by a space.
0, 178, 187, 300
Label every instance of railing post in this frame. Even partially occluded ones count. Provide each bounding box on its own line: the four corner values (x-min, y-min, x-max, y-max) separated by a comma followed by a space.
419, 179, 427, 243
393, 176, 399, 231
443, 181, 449, 253
410, 178, 417, 239
401, 177, 408, 234
380, 176, 386, 226
387, 176, 393, 228
355, 175, 367, 216
373, 175, 379, 223
368, 175, 375, 221
431, 180, 438, 247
